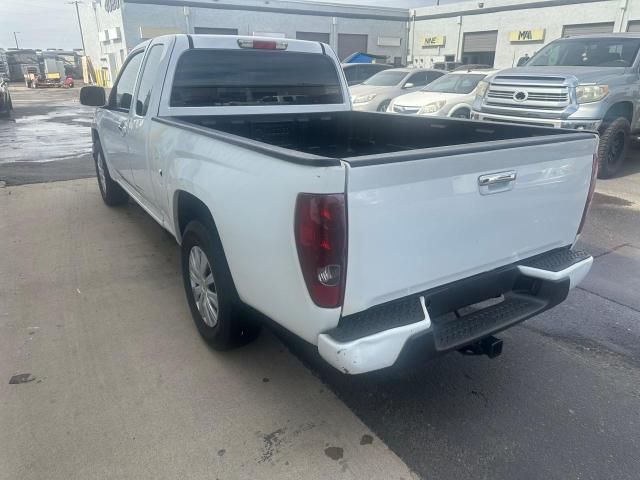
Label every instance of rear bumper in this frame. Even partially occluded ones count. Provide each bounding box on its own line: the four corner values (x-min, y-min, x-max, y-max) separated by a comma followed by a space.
318, 248, 592, 374
472, 111, 601, 131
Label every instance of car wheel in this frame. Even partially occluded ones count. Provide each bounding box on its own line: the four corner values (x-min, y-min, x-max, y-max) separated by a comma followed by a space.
597, 117, 629, 179
181, 219, 260, 350
377, 100, 391, 112
452, 108, 471, 119
94, 140, 129, 206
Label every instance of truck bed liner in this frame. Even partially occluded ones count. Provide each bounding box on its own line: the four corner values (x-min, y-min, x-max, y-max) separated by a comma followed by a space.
164, 111, 594, 166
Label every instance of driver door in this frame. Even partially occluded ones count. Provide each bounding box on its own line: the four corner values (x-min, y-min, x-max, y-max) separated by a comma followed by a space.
100, 51, 144, 187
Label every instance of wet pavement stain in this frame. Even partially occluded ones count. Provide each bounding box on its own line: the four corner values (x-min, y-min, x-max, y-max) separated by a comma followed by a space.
360, 434, 373, 445
258, 428, 286, 463
0, 105, 93, 164
217, 449, 226, 457
324, 446, 344, 461
9, 373, 35, 384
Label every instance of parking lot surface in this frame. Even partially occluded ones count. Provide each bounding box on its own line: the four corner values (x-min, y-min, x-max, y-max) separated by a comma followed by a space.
0, 179, 414, 480
2, 85, 640, 480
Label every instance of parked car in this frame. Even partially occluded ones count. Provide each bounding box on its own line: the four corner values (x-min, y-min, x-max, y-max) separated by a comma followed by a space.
342, 62, 392, 86
472, 34, 640, 178
389, 70, 496, 118
350, 68, 445, 112
80, 35, 595, 375
0, 77, 12, 118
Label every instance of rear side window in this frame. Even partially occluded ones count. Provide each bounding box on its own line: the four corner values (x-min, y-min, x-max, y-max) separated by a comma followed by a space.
135, 45, 164, 116
171, 49, 344, 107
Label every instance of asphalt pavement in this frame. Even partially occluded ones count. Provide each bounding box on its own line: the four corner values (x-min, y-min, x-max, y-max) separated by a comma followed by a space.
1, 82, 640, 480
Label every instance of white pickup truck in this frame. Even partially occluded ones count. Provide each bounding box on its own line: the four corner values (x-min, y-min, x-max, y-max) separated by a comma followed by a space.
80, 34, 597, 374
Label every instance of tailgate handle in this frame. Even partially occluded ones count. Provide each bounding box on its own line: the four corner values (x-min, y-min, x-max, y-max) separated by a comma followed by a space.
478, 171, 516, 186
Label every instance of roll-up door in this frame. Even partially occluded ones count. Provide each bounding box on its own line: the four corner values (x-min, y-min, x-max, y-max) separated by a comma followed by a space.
562, 23, 614, 37
627, 21, 640, 32
462, 31, 498, 53
193, 27, 238, 35
338, 34, 368, 61
296, 32, 330, 43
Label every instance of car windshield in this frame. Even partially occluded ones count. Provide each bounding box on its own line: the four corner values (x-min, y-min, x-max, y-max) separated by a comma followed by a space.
528, 37, 640, 67
422, 74, 485, 94
362, 70, 408, 86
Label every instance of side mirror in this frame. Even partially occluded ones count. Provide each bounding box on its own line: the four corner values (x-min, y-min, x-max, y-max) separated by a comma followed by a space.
403, 82, 415, 89
80, 86, 106, 107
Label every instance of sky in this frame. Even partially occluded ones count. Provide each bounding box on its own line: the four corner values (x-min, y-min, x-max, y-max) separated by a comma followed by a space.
0, 0, 459, 51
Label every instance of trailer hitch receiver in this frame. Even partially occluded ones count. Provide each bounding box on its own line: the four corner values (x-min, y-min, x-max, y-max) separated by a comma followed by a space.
458, 335, 503, 359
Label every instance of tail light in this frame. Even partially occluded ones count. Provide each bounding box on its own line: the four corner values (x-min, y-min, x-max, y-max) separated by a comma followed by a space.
295, 193, 347, 308
577, 153, 599, 235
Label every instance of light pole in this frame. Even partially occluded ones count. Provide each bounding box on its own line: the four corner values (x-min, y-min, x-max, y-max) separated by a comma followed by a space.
13, 32, 20, 49
68, 1, 86, 54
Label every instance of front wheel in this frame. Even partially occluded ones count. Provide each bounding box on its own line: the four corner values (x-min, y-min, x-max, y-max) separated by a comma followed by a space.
94, 141, 128, 206
597, 117, 629, 179
451, 108, 471, 119
181, 220, 260, 350
377, 100, 391, 112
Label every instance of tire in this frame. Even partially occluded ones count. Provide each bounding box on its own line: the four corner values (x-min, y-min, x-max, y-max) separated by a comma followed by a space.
597, 117, 629, 179
452, 108, 471, 119
377, 100, 391, 112
181, 219, 260, 350
94, 140, 129, 206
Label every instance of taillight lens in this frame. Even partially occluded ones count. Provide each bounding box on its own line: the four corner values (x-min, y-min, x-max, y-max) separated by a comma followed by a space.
295, 193, 347, 308
577, 153, 599, 235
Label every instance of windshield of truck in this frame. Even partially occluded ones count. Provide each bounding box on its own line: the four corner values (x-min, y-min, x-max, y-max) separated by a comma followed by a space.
528, 37, 640, 67
422, 74, 485, 94
171, 49, 344, 107
362, 71, 407, 86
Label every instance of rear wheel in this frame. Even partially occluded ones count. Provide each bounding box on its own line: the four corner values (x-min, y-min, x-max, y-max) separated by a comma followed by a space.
94, 141, 128, 206
597, 117, 629, 179
181, 219, 260, 350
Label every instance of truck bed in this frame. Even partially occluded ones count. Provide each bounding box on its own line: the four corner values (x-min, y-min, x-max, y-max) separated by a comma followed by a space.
169, 111, 590, 164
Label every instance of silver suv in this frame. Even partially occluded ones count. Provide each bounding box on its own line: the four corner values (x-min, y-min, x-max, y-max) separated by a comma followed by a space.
472, 34, 640, 178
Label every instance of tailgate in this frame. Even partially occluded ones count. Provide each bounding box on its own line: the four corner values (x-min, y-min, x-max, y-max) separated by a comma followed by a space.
342, 135, 597, 316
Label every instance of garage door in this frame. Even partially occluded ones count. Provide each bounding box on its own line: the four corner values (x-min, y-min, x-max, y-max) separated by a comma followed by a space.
562, 23, 614, 37
193, 27, 238, 35
627, 21, 640, 32
338, 34, 368, 61
296, 32, 330, 43
462, 31, 498, 53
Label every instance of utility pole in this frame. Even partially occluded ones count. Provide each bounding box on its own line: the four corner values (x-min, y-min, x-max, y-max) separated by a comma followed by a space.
13, 32, 20, 49
68, 1, 86, 54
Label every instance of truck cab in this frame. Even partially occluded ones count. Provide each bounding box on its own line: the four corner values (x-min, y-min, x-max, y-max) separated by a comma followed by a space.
472, 34, 640, 178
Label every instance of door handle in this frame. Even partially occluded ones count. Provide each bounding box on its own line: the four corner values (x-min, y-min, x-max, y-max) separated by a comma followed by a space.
118, 121, 127, 134
478, 171, 517, 186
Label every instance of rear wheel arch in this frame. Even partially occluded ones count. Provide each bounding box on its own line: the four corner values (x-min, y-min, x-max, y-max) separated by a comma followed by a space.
173, 190, 218, 244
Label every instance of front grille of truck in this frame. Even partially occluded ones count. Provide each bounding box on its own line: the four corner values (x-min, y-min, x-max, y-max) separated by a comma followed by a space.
484, 75, 571, 116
